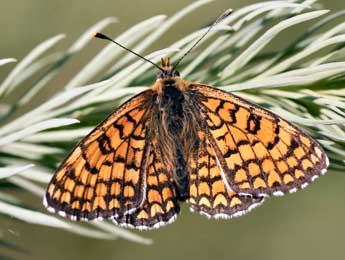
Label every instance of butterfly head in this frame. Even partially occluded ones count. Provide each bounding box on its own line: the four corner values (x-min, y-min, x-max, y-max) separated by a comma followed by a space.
157, 58, 180, 79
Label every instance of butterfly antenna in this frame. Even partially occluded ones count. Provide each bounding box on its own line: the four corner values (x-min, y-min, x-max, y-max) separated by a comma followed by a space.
173, 9, 233, 70
93, 32, 165, 72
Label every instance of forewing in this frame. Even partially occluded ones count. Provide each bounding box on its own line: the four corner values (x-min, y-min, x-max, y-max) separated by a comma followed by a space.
190, 84, 328, 197
188, 130, 264, 219
114, 138, 180, 230
44, 90, 154, 220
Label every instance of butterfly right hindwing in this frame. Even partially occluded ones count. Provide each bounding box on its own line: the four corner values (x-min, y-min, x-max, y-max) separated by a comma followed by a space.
188, 129, 264, 218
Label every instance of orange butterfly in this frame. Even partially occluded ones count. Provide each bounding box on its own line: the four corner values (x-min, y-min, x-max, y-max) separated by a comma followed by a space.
44, 10, 328, 230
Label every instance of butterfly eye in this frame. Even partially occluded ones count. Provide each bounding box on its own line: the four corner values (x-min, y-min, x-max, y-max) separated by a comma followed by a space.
156, 71, 164, 79
174, 70, 180, 77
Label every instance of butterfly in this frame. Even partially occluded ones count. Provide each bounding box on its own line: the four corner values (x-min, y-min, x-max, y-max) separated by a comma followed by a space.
44, 10, 329, 230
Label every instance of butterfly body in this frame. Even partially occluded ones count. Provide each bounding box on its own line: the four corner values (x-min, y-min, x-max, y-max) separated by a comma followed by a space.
44, 58, 328, 230
150, 70, 199, 202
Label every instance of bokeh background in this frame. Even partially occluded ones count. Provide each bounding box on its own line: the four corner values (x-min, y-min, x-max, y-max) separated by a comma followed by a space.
1, 1, 345, 260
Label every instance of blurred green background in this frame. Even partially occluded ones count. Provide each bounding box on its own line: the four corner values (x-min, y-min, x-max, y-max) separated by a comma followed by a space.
1, 1, 345, 260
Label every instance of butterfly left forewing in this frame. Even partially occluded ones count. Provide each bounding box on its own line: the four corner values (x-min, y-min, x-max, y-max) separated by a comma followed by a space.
189, 84, 328, 197
45, 90, 154, 220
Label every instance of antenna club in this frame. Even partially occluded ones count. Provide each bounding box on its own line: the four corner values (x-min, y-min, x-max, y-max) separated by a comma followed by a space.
93, 32, 110, 40
226, 8, 234, 14
217, 9, 234, 23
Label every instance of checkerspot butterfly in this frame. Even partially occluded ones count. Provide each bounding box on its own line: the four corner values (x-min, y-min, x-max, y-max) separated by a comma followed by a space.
44, 10, 328, 230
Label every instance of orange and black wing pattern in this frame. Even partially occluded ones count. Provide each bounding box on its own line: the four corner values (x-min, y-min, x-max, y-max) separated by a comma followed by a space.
188, 130, 264, 218
44, 90, 151, 221
44, 91, 153, 222
115, 138, 179, 230
44, 75, 329, 229
190, 84, 328, 197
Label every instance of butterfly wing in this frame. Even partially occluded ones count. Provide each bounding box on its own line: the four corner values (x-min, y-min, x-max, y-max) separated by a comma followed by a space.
188, 129, 264, 218
115, 137, 180, 230
45, 90, 155, 220
189, 84, 328, 197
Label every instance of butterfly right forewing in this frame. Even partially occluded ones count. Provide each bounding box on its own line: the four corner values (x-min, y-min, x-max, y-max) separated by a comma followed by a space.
189, 84, 328, 197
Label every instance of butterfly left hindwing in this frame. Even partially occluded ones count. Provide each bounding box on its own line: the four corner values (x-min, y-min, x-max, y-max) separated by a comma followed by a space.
115, 137, 180, 230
